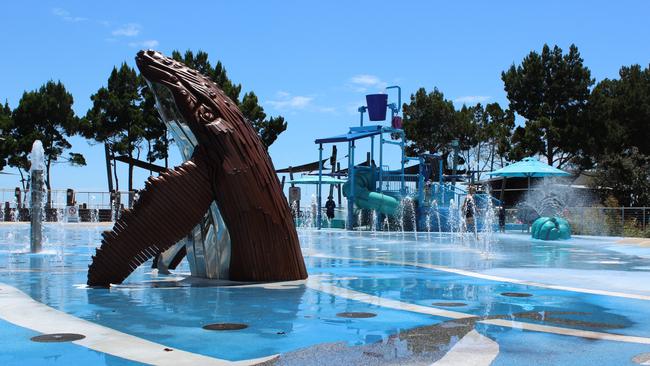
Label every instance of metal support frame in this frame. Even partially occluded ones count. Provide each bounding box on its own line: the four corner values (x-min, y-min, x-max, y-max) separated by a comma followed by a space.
358, 106, 367, 127
347, 141, 356, 230
317, 144, 323, 229
400, 131, 406, 194
315, 85, 405, 231
378, 133, 384, 192
370, 136, 375, 166
386, 85, 401, 117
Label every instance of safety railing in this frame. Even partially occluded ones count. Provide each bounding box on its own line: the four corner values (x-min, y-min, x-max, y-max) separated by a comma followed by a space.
504, 207, 650, 237
1, 189, 138, 222
1, 188, 135, 210
376, 174, 418, 195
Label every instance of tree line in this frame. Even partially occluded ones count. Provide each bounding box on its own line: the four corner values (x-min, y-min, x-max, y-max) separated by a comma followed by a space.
402, 44, 650, 207
1, 44, 649, 206
0, 50, 288, 193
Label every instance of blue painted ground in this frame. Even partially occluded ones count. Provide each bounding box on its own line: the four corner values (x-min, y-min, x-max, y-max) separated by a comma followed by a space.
1, 224, 650, 364
0, 318, 142, 366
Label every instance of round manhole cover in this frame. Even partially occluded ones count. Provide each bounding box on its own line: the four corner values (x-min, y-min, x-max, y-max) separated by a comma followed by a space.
336, 312, 377, 318
202, 323, 248, 331
31, 333, 85, 342
432, 302, 467, 307
501, 292, 533, 298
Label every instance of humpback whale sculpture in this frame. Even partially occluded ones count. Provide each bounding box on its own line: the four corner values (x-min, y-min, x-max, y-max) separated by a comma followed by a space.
87, 50, 307, 286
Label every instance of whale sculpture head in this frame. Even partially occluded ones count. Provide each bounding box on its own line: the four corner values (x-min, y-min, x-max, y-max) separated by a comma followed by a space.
135, 49, 237, 145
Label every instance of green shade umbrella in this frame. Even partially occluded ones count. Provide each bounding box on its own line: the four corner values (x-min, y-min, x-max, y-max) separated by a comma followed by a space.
488, 157, 571, 178
488, 157, 571, 196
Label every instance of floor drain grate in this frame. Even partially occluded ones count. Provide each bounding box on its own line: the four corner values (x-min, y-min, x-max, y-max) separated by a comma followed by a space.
31, 333, 86, 342
501, 292, 533, 298
202, 323, 248, 331
336, 312, 377, 318
432, 302, 467, 307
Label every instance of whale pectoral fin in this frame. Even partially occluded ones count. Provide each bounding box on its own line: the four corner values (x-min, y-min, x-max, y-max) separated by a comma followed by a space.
87, 154, 214, 287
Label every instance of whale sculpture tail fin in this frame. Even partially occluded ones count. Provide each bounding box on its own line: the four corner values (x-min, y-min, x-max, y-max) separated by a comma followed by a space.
87, 153, 213, 287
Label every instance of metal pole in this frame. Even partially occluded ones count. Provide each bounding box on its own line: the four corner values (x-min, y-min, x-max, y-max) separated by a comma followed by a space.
451, 139, 459, 186
336, 162, 342, 206
347, 141, 356, 230
418, 157, 424, 206
358, 106, 366, 127
329, 146, 337, 199
400, 131, 405, 194
317, 144, 323, 229
621, 207, 625, 234
371, 136, 374, 166
378, 133, 384, 192
386, 86, 401, 113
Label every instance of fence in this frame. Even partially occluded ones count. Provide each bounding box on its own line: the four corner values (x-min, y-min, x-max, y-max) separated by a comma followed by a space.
375, 174, 418, 195
4, 187, 650, 238
1, 189, 137, 223
505, 207, 650, 237
1, 189, 135, 210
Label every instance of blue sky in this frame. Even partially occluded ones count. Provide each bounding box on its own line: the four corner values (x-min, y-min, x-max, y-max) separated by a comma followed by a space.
1, 1, 649, 193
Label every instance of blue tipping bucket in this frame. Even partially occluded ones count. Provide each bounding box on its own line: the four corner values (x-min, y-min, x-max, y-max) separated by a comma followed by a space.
366, 94, 388, 121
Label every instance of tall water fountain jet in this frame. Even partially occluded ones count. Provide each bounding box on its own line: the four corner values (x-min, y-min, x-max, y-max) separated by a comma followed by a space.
516, 178, 597, 231
448, 199, 458, 236
479, 187, 496, 256
398, 196, 417, 236
371, 209, 378, 233
28, 140, 45, 253
431, 199, 442, 240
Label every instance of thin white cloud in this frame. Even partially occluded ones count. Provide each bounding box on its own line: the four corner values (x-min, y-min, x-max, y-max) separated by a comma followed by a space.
453, 95, 491, 104
51, 8, 87, 22
266, 92, 336, 113
318, 107, 337, 113
112, 23, 142, 37
52, 8, 68, 17
267, 95, 313, 110
128, 40, 159, 48
349, 74, 387, 92
351, 74, 382, 86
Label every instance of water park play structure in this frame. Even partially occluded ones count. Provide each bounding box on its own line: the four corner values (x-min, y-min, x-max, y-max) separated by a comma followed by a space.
86, 50, 307, 287
305, 86, 501, 233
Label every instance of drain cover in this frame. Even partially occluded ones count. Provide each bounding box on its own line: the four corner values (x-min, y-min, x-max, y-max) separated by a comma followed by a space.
501, 292, 533, 298
202, 323, 248, 331
432, 302, 467, 307
31, 333, 85, 342
336, 312, 377, 318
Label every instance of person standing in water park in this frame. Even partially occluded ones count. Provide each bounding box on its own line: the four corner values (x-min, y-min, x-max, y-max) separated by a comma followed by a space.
499, 206, 506, 232
462, 186, 477, 236
325, 196, 336, 220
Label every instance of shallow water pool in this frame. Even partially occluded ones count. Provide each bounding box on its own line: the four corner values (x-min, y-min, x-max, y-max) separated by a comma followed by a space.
1, 223, 650, 365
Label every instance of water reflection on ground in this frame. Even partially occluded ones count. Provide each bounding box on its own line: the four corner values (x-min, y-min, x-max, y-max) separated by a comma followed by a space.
1, 224, 650, 365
